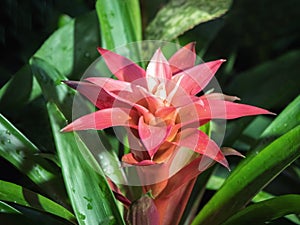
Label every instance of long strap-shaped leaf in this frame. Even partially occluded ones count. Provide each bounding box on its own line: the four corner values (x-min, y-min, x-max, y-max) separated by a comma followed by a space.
31, 55, 125, 224
222, 194, 300, 225
225, 95, 300, 187
0, 180, 76, 223
0, 200, 20, 213
96, 0, 142, 51
191, 125, 300, 225
0, 114, 68, 207
48, 102, 125, 225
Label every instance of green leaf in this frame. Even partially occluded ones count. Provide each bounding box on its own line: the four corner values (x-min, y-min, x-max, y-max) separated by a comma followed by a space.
0, 180, 75, 223
96, 0, 142, 53
70, 11, 101, 80
199, 121, 211, 136
34, 20, 74, 77
0, 65, 41, 113
31, 50, 127, 190
191, 125, 300, 225
227, 51, 300, 110
0, 201, 20, 213
230, 116, 272, 151
33, 11, 100, 80
146, 0, 232, 40
260, 95, 300, 141
127, 0, 142, 41
32, 48, 125, 224
47, 102, 125, 225
30, 57, 75, 120
77, 129, 127, 187
232, 95, 300, 176
222, 195, 300, 225
224, 51, 300, 146
0, 114, 67, 206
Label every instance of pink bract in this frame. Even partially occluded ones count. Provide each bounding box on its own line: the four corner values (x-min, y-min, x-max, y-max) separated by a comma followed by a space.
62, 43, 273, 225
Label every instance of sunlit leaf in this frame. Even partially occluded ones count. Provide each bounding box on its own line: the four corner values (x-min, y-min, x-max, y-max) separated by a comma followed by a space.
146, 0, 232, 40
191, 125, 300, 225
48, 102, 125, 225
0, 201, 20, 213
232, 95, 300, 175
222, 195, 300, 225
96, 0, 142, 59
0, 180, 75, 223
0, 114, 67, 206
32, 43, 125, 224
127, 0, 142, 41
260, 95, 300, 142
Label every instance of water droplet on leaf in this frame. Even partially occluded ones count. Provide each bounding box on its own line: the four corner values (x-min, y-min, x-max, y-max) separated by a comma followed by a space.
87, 203, 93, 210
78, 212, 86, 220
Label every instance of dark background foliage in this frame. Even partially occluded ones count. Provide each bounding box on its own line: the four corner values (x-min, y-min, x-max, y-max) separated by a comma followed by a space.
1, 0, 299, 105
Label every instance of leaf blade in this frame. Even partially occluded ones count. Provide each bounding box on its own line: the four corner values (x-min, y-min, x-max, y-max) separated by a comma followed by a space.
0, 114, 67, 206
0, 180, 75, 223
222, 195, 300, 225
47, 102, 125, 225
146, 0, 232, 40
96, 0, 142, 50
191, 125, 300, 225
33, 11, 100, 80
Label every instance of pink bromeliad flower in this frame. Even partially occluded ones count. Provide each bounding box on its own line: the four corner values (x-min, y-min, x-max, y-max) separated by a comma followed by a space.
62, 43, 273, 225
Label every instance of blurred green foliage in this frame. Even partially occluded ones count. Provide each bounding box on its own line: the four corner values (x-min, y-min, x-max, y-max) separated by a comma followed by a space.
0, 0, 93, 86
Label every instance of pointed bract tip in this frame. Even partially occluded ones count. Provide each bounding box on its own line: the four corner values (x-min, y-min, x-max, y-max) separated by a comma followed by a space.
220, 59, 227, 62
97, 47, 109, 55
62, 80, 79, 89
60, 125, 71, 133
230, 96, 241, 102
260, 109, 277, 116
222, 160, 230, 170
184, 42, 196, 50
222, 147, 245, 158
154, 47, 163, 55
215, 156, 230, 170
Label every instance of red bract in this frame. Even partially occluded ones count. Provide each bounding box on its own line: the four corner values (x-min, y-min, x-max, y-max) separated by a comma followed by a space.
62, 43, 273, 225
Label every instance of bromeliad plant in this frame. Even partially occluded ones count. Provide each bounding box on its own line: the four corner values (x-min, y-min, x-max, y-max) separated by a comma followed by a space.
61, 43, 273, 224
1, 1, 300, 225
